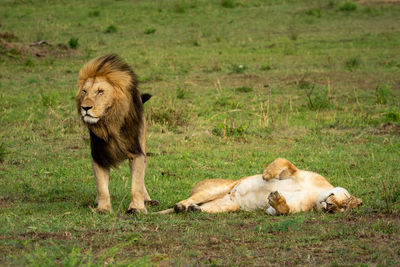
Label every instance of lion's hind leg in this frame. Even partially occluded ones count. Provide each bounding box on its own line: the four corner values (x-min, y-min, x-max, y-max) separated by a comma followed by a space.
174, 179, 238, 213
263, 158, 298, 181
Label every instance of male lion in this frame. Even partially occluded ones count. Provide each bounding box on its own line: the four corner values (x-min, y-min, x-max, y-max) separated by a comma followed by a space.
157, 158, 362, 215
76, 54, 156, 213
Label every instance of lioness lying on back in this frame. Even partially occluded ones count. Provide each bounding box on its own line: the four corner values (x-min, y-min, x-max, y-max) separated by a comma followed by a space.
158, 158, 362, 215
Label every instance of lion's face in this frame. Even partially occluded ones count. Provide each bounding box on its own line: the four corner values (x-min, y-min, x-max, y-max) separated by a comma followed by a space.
76, 77, 116, 124
316, 187, 362, 213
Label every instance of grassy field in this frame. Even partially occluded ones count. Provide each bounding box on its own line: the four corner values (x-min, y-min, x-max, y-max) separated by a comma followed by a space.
1, 0, 400, 265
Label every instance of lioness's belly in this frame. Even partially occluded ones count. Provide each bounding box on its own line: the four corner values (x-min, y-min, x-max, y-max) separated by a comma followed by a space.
231, 175, 303, 211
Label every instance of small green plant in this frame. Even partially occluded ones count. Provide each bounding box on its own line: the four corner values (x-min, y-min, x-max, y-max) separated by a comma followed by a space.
176, 87, 186, 99
105, 25, 117, 33
40, 92, 55, 108
213, 97, 240, 110
304, 85, 331, 110
8, 48, 21, 57
236, 86, 253, 93
221, 0, 236, 8
345, 57, 361, 71
305, 8, 322, 18
88, 10, 100, 17
297, 79, 313, 90
212, 122, 247, 138
230, 64, 247, 74
24, 58, 34, 67
174, 3, 186, 13
203, 62, 221, 73
68, 37, 79, 49
326, 0, 335, 9
339, 2, 357, 12
0, 143, 7, 163
289, 31, 298, 41
256, 216, 305, 233
376, 83, 392, 104
27, 77, 38, 84
150, 107, 188, 128
384, 108, 399, 122
288, 25, 298, 41
144, 28, 156, 35
260, 64, 272, 71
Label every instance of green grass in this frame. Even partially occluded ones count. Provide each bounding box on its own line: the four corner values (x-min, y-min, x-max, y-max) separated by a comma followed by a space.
1, 0, 400, 265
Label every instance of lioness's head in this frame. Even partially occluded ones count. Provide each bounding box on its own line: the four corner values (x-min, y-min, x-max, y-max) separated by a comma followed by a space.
316, 187, 362, 213
76, 54, 136, 125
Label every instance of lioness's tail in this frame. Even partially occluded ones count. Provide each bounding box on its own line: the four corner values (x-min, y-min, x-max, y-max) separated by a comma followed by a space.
153, 208, 175, 214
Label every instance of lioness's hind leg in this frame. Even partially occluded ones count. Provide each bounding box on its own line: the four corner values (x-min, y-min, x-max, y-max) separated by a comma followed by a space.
174, 192, 209, 213
263, 158, 298, 181
268, 191, 290, 215
199, 195, 240, 213
174, 179, 238, 213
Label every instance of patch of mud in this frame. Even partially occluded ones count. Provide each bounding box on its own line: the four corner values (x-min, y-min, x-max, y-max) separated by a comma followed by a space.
0, 31, 75, 59
357, 0, 400, 4
375, 122, 400, 134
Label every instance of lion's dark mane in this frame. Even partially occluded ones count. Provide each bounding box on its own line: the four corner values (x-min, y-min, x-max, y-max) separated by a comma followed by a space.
79, 54, 145, 168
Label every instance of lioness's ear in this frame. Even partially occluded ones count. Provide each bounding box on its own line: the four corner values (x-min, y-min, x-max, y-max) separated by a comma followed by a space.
141, 93, 152, 104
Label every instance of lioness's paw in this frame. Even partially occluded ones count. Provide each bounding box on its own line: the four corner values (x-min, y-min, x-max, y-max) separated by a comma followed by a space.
268, 191, 283, 205
268, 191, 290, 215
188, 204, 201, 212
262, 168, 278, 181
174, 203, 187, 213
262, 171, 272, 181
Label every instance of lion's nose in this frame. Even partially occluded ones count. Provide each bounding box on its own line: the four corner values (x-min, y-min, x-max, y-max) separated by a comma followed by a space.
82, 106, 93, 111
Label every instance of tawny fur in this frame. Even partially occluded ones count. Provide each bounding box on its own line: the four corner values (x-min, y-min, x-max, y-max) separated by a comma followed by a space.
76, 54, 155, 213
158, 158, 362, 215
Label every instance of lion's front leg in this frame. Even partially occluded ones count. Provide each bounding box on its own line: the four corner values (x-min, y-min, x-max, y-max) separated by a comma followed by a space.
127, 154, 147, 214
267, 191, 290, 215
262, 158, 298, 181
92, 159, 112, 212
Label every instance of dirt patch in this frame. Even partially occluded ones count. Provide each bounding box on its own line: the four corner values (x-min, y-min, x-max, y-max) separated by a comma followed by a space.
374, 122, 400, 135
357, 0, 400, 4
0, 31, 75, 59
0, 196, 17, 209
0, 231, 72, 241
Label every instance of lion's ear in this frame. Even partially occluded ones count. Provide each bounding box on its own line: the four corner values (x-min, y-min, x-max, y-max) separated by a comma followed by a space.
141, 93, 152, 104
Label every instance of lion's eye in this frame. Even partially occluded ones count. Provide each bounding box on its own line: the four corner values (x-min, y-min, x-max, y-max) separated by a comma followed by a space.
82, 90, 87, 94
97, 89, 104, 95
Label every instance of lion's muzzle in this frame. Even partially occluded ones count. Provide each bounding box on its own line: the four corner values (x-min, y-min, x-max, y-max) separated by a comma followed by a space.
81, 107, 99, 124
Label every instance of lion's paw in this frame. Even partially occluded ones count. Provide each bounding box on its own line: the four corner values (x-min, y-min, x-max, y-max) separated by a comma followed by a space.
126, 207, 148, 215
97, 203, 113, 213
145, 200, 160, 206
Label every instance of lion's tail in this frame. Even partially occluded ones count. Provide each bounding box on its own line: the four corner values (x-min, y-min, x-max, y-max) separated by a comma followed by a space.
153, 208, 175, 214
